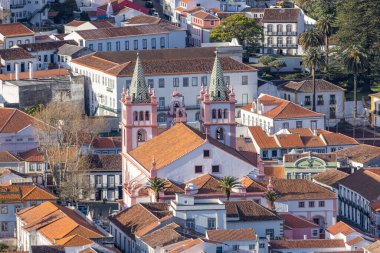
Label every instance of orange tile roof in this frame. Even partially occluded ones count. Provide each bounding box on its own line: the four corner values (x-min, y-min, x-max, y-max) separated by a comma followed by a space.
334, 144, 380, 164
166, 238, 204, 253
129, 123, 253, 171
347, 236, 365, 246
281, 79, 345, 93
206, 228, 256, 242
19, 147, 44, 162
17, 201, 105, 244
243, 94, 324, 119
140, 223, 186, 248
175, 6, 186, 12
326, 221, 355, 236
280, 213, 319, 229
0, 184, 57, 203
248, 126, 279, 149
239, 177, 267, 192
0, 68, 69, 81
224, 200, 281, 221
192, 11, 219, 20
275, 134, 303, 148
92, 137, 121, 149
264, 165, 284, 179
65, 20, 86, 27
0, 151, 23, 162
55, 234, 93, 246
363, 241, 380, 253
0, 23, 34, 37
270, 239, 345, 249
312, 170, 348, 188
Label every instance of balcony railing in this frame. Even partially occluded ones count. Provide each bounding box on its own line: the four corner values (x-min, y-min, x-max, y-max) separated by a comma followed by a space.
329, 100, 336, 105
317, 101, 324, 105
263, 44, 298, 48
10, 3, 24, 8
265, 31, 297, 36
96, 183, 102, 188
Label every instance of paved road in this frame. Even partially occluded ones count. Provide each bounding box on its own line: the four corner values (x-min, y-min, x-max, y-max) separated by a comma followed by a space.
133, 0, 165, 19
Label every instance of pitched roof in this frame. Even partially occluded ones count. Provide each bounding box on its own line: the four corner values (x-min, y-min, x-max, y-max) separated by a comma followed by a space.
242, 94, 324, 119
88, 154, 121, 171
125, 14, 171, 25
0, 68, 70, 81
0, 23, 34, 37
30, 245, 65, 253
19, 147, 44, 162
240, 177, 267, 192
334, 144, 380, 164
0, 151, 23, 162
312, 170, 348, 188
284, 152, 336, 163
65, 20, 86, 27
17, 201, 104, 244
0, 184, 57, 203
140, 223, 186, 248
262, 8, 300, 23
97, 0, 149, 15
258, 179, 337, 201
346, 236, 365, 246
264, 165, 285, 179
248, 126, 279, 149
363, 241, 380, 253
72, 23, 183, 40
270, 239, 345, 249
0, 107, 50, 133
57, 44, 89, 56
87, 20, 115, 28
165, 238, 205, 253
129, 123, 254, 171
326, 221, 355, 236
108, 203, 171, 238
0, 48, 33, 60
338, 169, 380, 201
72, 48, 255, 77
224, 200, 281, 221
370, 92, 380, 99
206, 228, 256, 242
280, 213, 318, 229
192, 11, 219, 20
17, 40, 77, 52
280, 79, 345, 93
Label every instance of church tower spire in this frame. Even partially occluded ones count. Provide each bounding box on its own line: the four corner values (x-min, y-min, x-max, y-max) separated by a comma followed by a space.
209, 51, 229, 101
129, 53, 150, 103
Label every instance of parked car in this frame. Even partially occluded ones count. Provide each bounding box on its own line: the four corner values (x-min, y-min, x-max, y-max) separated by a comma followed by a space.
153, 11, 159, 16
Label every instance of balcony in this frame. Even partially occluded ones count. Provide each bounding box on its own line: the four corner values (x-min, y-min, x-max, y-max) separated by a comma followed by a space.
96, 183, 102, 188
304, 101, 311, 106
10, 3, 24, 8
265, 31, 297, 36
263, 44, 298, 49
329, 100, 336, 105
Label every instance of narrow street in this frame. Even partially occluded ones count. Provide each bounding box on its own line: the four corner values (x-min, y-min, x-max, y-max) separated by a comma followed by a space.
132, 0, 165, 19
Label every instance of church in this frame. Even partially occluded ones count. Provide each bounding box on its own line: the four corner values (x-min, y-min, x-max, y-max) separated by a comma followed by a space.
120, 52, 258, 207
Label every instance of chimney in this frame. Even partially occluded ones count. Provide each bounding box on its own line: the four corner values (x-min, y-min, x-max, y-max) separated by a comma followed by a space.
313, 129, 317, 136
303, 235, 307, 240
15, 63, 19, 81
29, 62, 33, 79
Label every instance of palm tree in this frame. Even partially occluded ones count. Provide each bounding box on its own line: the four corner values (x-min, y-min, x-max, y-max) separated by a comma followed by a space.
145, 177, 168, 202
303, 47, 326, 111
218, 176, 239, 200
316, 14, 334, 68
265, 190, 278, 211
343, 46, 368, 120
299, 29, 323, 51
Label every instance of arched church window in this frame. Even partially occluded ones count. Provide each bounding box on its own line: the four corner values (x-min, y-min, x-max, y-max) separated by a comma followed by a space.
133, 111, 138, 121
212, 109, 217, 119
224, 109, 228, 119
137, 130, 146, 142
145, 111, 150, 121
139, 111, 144, 121
174, 102, 179, 108
178, 110, 183, 117
218, 109, 223, 119
216, 128, 224, 140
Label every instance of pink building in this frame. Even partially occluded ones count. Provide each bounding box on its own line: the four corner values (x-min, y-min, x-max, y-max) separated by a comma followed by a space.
280, 213, 320, 240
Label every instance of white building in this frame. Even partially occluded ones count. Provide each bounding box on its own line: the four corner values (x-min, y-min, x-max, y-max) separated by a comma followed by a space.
205, 228, 259, 252
279, 79, 346, 126
64, 20, 115, 34
57, 43, 94, 69
240, 93, 325, 134
370, 92, 380, 128
0, 0, 49, 25
0, 48, 36, 73
0, 23, 35, 49
70, 47, 258, 120
261, 8, 304, 56
64, 23, 186, 52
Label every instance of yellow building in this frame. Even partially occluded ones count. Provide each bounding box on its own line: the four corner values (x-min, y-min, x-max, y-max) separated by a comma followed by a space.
369, 92, 380, 127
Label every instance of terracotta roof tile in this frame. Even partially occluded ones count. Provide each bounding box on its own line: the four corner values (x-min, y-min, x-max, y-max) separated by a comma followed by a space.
224, 200, 281, 221
326, 221, 355, 236
66, 20, 86, 27
0, 23, 34, 37
240, 177, 267, 192
338, 169, 380, 201
281, 79, 345, 93
0, 108, 45, 133
192, 11, 219, 20
18, 40, 77, 52
140, 223, 186, 248
312, 170, 348, 188
166, 238, 204, 253
92, 137, 121, 149
248, 126, 279, 149
262, 8, 300, 23
55, 234, 93, 246
322, 133, 359, 146
334, 144, 380, 164
0, 48, 33, 60
264, 165, 285, 179
125, 14, 171, 25
0, 151, 23, 162
0, 68, 69, 81
280, 213, 318, 228
347, 236, 365, 246
0, 184, 57, 203
18, 147, 44, 162
270, 239, 345, 249
284, 152, 336, 163
30, 245, 65, 253
88, 154, 121, 171
206, 228, 256, 242
363, 241, 380, 253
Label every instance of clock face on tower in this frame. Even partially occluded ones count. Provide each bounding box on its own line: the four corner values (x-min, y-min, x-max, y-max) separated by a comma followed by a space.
295, 157, 325, 169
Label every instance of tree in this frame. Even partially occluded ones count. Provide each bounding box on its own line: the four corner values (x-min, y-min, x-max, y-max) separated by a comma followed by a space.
299, 29, 323, 51
265, 190, 278, 211
316, 14, 334, 69
33, 102, 105, 198
336, 0, 380, 92
79, 11, 90, 21
218, 176, 239, 200
303, 47, 326, 111
270, 60, 287, 77
145, 177, 168, 202
210, 14, 263, 54
259, 55, 276, 66
342, 46, 368, 120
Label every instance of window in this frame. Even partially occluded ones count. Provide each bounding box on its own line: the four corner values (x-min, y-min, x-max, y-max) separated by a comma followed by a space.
277, 37, 283, 45
212, 165, 219, 173
224, 76, 230, 85
158, 97, 165, 107
89, 44, 93, 50
259, 243, 265, 248
312, 229, 318, 237
272, 150, 277, 157
185, 219, 195, 230
330, 107, 336, 119
148, 79, 154, 88
309, 201, 315, 207
107, 42, 112, 51
319, 201, 325, 207
216, 246, 222, 253
124, 41, 129, 50
277, 24, 283, 32
232, 245, 239, 250
207, 218, 216, 229
6, 65, 10, 71
159, 78, 165, 88
286, 36, 292, 45
286, 24, 292, 32
9, 41, 13, 48
282, 122, 289, 129
201, 76, 207, 86
267, 37, 273, 45
317, 95, 324, 105
267, 24, 273, 32
210, 20, 215, 26
142, 39, 147, 49
151, 38, 156, 49
15, 205, 22, 212
107, 175, 115, 187
242, 75, 248, 85
191, 77, 198, 86
263, 150, 268, 158
203, 150, 210, 157
183, 77, 189, 87
134, 40, 138, 50
330, 94, 336, 105
1, 222, 8, 232
44, 55, 48, 62
173, 77, 179, 87
116, 41, 120, 51
98, 43, 103, 51
216, 128, 224, 140
195, 165, 202, 173
1, 206, 8, 214
160, 37, 165, 48
298, 201, 305, 208
304, 96, 311, 106
266, 229, 274, 240
311, 120, 317, 130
